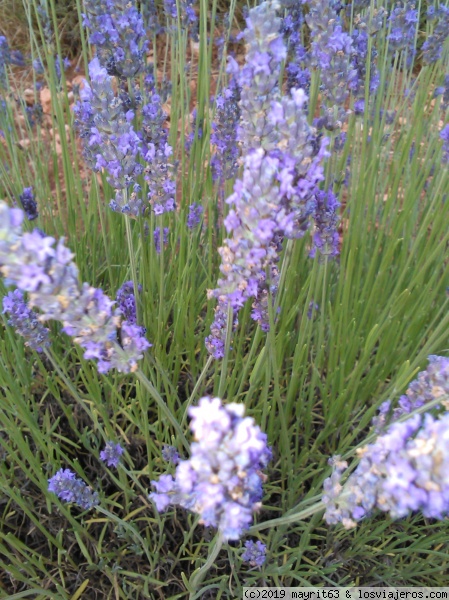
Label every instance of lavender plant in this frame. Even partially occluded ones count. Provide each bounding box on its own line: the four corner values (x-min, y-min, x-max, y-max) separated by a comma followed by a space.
150, 397, 271, 541
1, 0, 449, 594
0, 201, 150, 373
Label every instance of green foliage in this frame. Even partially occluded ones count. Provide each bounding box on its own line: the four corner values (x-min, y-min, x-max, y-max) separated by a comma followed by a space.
0, 0, 449, 598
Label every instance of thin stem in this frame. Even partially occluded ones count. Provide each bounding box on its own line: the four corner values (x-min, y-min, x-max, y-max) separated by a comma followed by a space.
189, 531, 224, 597
135, 368, 189, 451
248, 500, 325, 533
181, 355, 214, 426
125, 213, 140, 322
217, 303, 233, 398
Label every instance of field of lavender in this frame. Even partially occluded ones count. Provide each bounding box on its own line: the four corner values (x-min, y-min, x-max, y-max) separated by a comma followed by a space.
1, 0, 449, 597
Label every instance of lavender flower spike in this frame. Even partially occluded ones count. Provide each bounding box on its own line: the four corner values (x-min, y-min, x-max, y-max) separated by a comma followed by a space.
150, 397, 272, 541
48, 468, 99, 509
83, 0, 148, 78
2, 289, 50, 352
323, 411, 449, 528
242, 540, 267, 567
0, 201, 150, 373
100, 441, 124, 468
73, 58, 143, 216
373, 355, 449, 432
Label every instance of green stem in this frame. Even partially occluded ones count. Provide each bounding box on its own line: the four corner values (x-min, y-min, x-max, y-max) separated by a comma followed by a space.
125, 214, 140, 323
217, 303, 233, 398
181, 355, 214, 426
135, 368, 189, 451
188, 532, 224, 597
249, 500, 325, 533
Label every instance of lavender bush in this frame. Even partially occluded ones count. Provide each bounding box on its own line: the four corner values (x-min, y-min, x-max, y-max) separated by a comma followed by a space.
0, 0, 449, 596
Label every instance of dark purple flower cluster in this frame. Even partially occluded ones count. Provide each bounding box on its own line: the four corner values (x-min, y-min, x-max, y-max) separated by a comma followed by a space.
373, 356, 449, 432
434, 74, 449, 111
441, 124, 449, 164
153, 227, 169, 254
423, 5, 449, 64
140, 77, 177, 215
310, 189, 340, 258
387, 3, 418, 66
83, 0, 148, 78
73, 58, 143, 216
162, 444, 180, 465
0, 36, 10, 87
0, 202, 150, 373
205, 299, 239, 359
141, 0, 162, 36
242, 540, 267, 567
323, 410, 449, 528
187, 203, 203, 229
48, 468, 99, 509
100, 441, 124, 467
306, 0, 357, 129
150, 397, 271, 540
2, 289, 50, 352
350, 25, 380, 112
210, 76, 241, 182
281, 0, 310, 93
18, 187, 38, 221
116, 280, 141, 324
163, 0, 197, 37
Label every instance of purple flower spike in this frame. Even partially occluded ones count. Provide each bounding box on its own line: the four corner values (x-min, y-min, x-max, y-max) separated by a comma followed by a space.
150, 397, 271, 541
242, 540, 267, 567
162, 445, 180, 465
73, 58, 143, 216
2, 289, 50, 352
19, 187, 38, 221
440, 124, 449, 164
100, 441, 125, 468
83, 0, 148, 78
373, 355, 449, 432
48, 468, 99, 510
323, 410, 449, 528
187, 203, 203, 229
0, 201, 150, 373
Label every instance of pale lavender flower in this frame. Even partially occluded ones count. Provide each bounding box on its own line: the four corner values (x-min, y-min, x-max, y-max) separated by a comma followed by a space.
19, 187, 38, 221
242, 540, 267, 567
0, 201, 150, 373
206, 1, 328, 354
306, 0, 357, 129
140, 76, 177, 214
323, 411, 449, 528
2, 289, 50, 352
100, 441, 124, 468
150, 397, 271, 540
373, 355, 449, 432
48, 468, 99, 509
82, 0, 148, 78
210, 76, 241, 182
187, 203, 203, 229
73, 58, 143, 215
